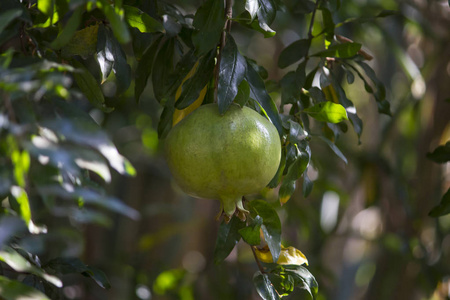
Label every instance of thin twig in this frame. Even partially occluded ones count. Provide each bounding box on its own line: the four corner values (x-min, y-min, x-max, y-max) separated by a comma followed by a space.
308, 0, 321, 39
251, 246, 266, 274
214, 0, 233, 103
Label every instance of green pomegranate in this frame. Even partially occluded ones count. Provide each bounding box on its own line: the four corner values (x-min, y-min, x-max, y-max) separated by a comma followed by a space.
164, 103, 281, 218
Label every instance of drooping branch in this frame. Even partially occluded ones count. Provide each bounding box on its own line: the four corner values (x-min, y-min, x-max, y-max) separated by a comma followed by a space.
308, 0, 321, 39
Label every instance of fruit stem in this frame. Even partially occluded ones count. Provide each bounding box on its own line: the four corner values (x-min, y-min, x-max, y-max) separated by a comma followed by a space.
251, 246, 266, 274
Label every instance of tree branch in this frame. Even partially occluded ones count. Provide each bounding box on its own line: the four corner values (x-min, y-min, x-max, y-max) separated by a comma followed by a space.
251, 246, 266, 274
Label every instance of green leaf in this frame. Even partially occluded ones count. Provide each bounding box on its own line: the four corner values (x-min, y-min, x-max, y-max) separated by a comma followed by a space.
312, 43, 361, 58
0, 9, 22, 34
253, 271, 281, 300
46, 257, 111, 289
304, 101, 348, 123
192, 0, 225, 54
0, 276, 50, 300
176, 49, 216, 109
279, 180, 296, 205
317, 135, 348, 164
279, 148, 309, 204
61, 24, 99, 58
248, 200, 281, 263
280, 61, 306, 105
105, 26, 132, 94
135, 35, 163, 102
249, 17, 276, 38
51, 6, 83, 50
267, 147, 286, 188
235, 80, 251, 107
427, 141, 450, 163
429, 188, 450, 218
218, 34, 247, 114
257, 0, 276, 28
97, 0, 130, 44
302, 171, 313, 197
37, 0, 54, 16
321, 7, 335, 46
152, 38, 175, 102
284, 265, 318, 299
245, 61, 283, 136
0, 247, 62, 287
72, 59, 107, 111
238, 215, 263, 245
123, 5, 164, 33
97, 24, 114, 82
9, 186, 31, 228
278, 39, 311, 69
214, 216, 245, 264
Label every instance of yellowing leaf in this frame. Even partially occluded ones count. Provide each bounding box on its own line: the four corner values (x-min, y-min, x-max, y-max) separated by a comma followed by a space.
322, 84, 339, 104
172, 61, 207, 126
255, 245, 308, 266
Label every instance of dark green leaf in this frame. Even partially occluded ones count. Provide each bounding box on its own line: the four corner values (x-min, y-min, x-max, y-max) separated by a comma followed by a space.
238, 215, 263, 245
308, 87, 327, 103
280, 61, 306, 105
246, 57, 269, 79
0, 276, 50, 300
302, 171, 313, 197
71, 60, 107, 111
0, 9, 22, 34
218, 34, 247, 114
106, 27, 132, 94
278, 39, 310, 69
83, 266, 111, 289
321, 8, 335, 45
317, 135, 348, 164
257, 0, 276, 27
284, 150, 309, 182
214, 216, 245, 264
176, 49, 216, 109
157, 104, 175, 139
192, 0, 225, 54
267, 147, 286, 188
429, 188, 450, 217
135, 35, 163, 102
248, 200, 281, 262
235, 80, 251, 107
279, 180, 296, 204
152, 38, 175, 102
304, 102, 348, 123
312, 43, 361, 58
97, 24, 114, 82
123, 5, 164, 33
288, 120, 308, 145
249, 17, 276, 38
245, 61, 283, 136
51, 6, 83, 50
284, 265, 318, 299
253, 271, 281, 300
98, 0, 130, 44
427, 141, 450, 163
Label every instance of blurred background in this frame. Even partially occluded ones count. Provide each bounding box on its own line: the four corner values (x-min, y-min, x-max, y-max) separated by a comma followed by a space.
3, 0, 449, 299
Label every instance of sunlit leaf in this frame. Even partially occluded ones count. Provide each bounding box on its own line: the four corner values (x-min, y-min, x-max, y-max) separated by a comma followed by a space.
123, 5, 164, 33
214, 216, 245, 264
321, 7, 335, 47
248, 200, 281, 262
245, 0, 259, 20
312, 43, 361, 58
426, 141, 450, 163
37, 0, 54, 17
97, 0, 130, 44
0, 247, 62, 287
218, 34, 247, 114
304, 101, 348, 123
255, 245, 308, 266
429, 188, 450, 218
0, 276, 50, 300
192, 0, 225, 54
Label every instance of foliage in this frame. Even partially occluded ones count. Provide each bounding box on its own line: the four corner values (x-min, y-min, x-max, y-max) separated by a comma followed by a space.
1, 0, 449, 299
